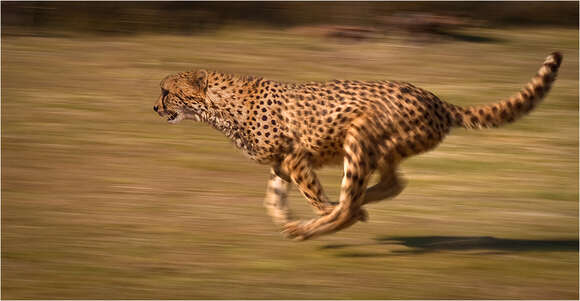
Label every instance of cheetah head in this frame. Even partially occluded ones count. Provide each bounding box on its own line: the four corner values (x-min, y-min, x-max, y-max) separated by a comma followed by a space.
154, 69, 210, 124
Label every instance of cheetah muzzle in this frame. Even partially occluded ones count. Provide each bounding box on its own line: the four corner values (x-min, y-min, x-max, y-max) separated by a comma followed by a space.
154, 52, 563, 241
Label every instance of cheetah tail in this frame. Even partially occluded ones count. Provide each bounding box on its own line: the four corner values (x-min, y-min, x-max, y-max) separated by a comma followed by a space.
445, 52, 563, 129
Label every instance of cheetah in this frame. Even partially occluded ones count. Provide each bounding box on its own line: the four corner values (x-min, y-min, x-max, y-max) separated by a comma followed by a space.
153, 52, 562, 241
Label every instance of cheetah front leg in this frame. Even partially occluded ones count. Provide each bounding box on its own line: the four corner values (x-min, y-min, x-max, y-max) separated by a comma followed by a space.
283, 124, 373, 240
279, 150, 339, 217
263, 167, 292, 225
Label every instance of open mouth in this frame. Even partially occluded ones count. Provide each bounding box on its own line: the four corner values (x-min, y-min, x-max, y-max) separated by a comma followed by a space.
167, 112, 178, 122
165, 111, 184, 124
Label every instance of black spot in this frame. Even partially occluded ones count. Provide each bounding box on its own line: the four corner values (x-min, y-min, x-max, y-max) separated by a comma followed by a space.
534, 85, 544, 97
352, 174, 359, 182
500, 110, 508, 119
345, 152, 352, 162
395, 145, 406, 156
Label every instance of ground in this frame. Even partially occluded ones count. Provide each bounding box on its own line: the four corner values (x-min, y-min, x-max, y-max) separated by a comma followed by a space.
2, 26, 578, 299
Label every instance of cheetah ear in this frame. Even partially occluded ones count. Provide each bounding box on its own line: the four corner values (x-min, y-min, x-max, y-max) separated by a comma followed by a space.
191, 69, 209, 93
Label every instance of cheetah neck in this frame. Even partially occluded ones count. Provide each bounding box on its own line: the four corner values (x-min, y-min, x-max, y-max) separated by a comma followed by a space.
200, 75, 258, 156
203, 109, 255, 154
198, 71, 288, 162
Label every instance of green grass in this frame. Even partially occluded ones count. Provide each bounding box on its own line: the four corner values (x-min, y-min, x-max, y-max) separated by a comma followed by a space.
2, 26, 578, 299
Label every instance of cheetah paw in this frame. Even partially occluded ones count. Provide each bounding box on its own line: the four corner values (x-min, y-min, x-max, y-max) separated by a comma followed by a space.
356, 208, 369, 222
281, 220, 311, 241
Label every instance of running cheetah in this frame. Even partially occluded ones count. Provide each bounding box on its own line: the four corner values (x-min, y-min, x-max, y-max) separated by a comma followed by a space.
153, 52, 562, 241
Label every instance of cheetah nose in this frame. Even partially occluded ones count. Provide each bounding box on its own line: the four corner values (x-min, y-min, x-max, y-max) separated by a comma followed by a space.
153, 105, 159, 112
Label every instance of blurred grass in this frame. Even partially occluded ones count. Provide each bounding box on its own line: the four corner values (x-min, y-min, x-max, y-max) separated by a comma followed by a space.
2, 26, 578, 299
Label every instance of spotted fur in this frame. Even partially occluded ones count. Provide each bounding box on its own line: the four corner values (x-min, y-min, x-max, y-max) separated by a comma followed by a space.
154, 52, 563, 240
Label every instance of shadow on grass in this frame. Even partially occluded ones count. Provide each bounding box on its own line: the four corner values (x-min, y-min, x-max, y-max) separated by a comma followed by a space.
321, 236, 579, 258
439, 30, 503, 43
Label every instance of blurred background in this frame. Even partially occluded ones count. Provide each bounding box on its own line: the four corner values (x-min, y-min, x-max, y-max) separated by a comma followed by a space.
2, 1, 578, 299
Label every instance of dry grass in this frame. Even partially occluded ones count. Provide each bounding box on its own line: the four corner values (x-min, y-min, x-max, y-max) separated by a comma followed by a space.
2, 26, 578, 299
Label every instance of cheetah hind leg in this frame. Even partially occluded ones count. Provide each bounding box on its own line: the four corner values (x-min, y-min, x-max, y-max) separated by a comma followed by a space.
264, 167, 293, 225
363, 166, 406, 205
283, 128, 372, 240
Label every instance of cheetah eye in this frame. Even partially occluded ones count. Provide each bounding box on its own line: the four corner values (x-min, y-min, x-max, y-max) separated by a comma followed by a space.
161, 89, 169, 97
